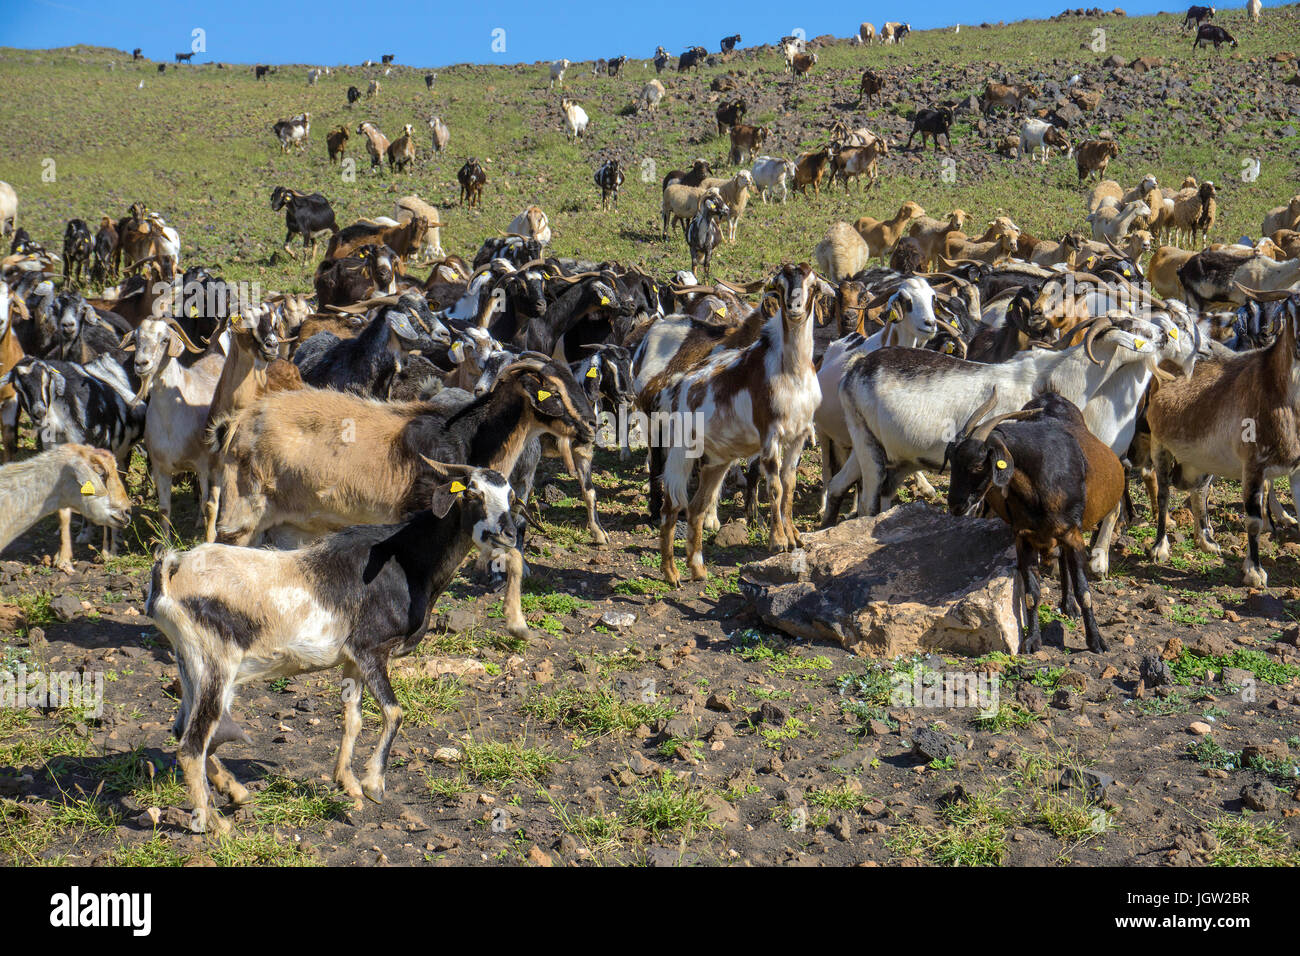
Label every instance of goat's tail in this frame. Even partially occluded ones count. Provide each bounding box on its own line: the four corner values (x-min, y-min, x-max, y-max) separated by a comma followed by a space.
145, 550, 180, 619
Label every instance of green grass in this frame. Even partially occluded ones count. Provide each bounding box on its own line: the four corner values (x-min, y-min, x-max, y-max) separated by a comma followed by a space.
620, 772, 716, 836
889, 790, 1015, 867
1209, 815, 1300, 867
459, 738, 562, 786
362, 673, 464, 727
252, 776, 353, 828
522, 686, 675, 737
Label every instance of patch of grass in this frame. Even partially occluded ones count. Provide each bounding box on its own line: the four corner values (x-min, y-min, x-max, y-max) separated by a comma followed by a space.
1208, 815, 1300, 867
105, 835, 190, 867
252, 776, 352, 828
460, 739, 562, 786
889, 790, 1014, 867
759, 717, 808, 750
363, 674, 463, 727
1171, 647, 1300, 686
612, 576, 673, 597
0, 709, 91, 766
12, 592, 55, 636
620, 771, 716, 836
94, 748, 187, 807
973, 701, 1041, 733
207, 830, 322, 866
806, 782, 872, 813
522, 686, 675, 737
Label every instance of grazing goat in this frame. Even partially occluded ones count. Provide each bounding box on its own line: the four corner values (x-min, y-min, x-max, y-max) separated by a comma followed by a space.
1193, 23, 1236, 48
148, 461, 516, 833
857, 69, 884, 107
654, 264, 821, 585
273, 113, 310, 153
792, 148, 831, 197
946, 392, 1124, 652
728, 124, 768, 165
326, 125, 349, 163
830, 141, 888, 191
0, 444, 130, 561
270, 186, 338, 258
1183, 4, 1215, 28
1261, 195, 1300, 236
1019, 119, 1070, 164
637, 80, 666, 113
982, 80, 1039, 114
458, 158, 487, 208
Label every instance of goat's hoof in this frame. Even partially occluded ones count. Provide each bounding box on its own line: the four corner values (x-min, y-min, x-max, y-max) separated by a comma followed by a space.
361, 779, 386, 804
506, 622, 531, 642
1088, 554, 1109, 578
1060, 599, 1080, 618
1242, 564, 1268, 589
1146, 540, 1171, 564
1089, 635, 1109, 653
225, 782, 251, 806
1198, 539, 1222, 556
590, 529, 610, 548
54, 559, 74, 574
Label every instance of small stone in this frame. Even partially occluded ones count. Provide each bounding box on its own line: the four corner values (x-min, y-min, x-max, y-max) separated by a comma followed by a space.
1161, 637, 1183, 661
714, 519, 749, 548
911, 727, 961, 763
1188, 721, 1212, 735
526, 844, 554, 867
1139, 655, 1173, 688
600, 610, 637, 629
705, 693, 734, 713
50, 594, 83, 623
433, 747, 461, 763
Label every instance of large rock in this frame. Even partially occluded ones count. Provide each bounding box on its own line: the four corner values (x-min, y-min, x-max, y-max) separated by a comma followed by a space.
738, 504, 1022, 657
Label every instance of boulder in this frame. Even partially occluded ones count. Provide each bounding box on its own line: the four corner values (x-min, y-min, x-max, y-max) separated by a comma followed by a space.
738, 504, 1022, 656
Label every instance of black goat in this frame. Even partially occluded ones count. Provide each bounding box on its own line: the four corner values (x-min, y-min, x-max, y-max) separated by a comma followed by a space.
46, 292, 121, 364
347, 85, 361, 105
678, 46, 708, 71
607, 56, 627, 76
458, 158, 487, 207
1193, 23, 1237, 48
715, 98, 747, 135
524, 275, 635, 358
662, 159, 712, 190
653, 46, 670, 73
62, 219, 93, 287
906, 106, 954, 151
945, 391, 1125, 653
294, 294, 449, 397
1183, 4, 1215, 28
90, 217, 118, 285
270, 186, 338, 259
720, 34, 741, 53
595, 159, 625, 209
313, 244, 399, 308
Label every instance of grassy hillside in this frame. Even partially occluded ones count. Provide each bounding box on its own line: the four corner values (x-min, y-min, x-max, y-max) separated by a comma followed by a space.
0, 8, 1297, 291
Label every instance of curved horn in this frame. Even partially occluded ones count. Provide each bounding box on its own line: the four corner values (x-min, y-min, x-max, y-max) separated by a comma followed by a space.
1233, 281, 1295, 303
956, 388, 999, 443
971, 408, 1039, 444
164, 317, 204, 353
1083, 315, 1115, 364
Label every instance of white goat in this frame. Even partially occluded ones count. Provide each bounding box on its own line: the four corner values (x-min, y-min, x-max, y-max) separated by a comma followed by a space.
0, 444, 131, 562
750, 156, 796, 204
561, 98, 588, 139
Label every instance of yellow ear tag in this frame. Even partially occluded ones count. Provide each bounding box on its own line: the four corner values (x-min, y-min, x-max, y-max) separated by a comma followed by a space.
995, 460, 1007, 470
716, 305, 726, 316
1169, 328, 1178, 340
537, 389, 552, 401
1123, 268, 1132, 276
80, 480, 96, 496
449, 480, 467, 494
1134, 338, 1145, 348
600, 296, 610, 305
450, 342, 463, 361
586, 366, 598, 378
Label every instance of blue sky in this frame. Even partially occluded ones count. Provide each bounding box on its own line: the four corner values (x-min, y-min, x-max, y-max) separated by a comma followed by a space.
3, 1, 1247, 67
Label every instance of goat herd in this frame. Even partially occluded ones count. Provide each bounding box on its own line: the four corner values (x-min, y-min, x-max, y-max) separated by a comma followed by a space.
0, 11, 1296, 834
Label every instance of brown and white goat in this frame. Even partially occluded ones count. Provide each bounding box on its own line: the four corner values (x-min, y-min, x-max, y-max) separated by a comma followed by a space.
653, 263, 822, 585
0, 444, 131, 561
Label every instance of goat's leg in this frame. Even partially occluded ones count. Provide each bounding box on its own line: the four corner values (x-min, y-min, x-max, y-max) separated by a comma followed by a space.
1064, 543, 1106, 651
282, 228, 297, 258
332, 661, 365, 805
155, 468, 174, 543
55, 508, 74, 573
823, 454, 863, 526
1017, 542, 1044, 653
760, 450, 790, 553
573, 443, 608, 546
177, 672, 230, 834
1057, 548, 1080, 617
1089, 501, 1122, 577
498, 548, 528, 639
1189, 476, 1220, 554
0, 398, 16, 462
779, 435, 807, 550
660, 454, 688, 587
357, 653, 401, 804
819, 432, 840, 521
1242, 468, 1269, 588
1266, 478, 1298, 534
205, 754, 250, 807
687, 462, 730, 581
1146, 449, 1174, 563
204, 481, 222, 545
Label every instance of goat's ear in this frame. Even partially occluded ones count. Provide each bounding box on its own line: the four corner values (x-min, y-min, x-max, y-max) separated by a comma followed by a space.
989, 441, 1014, 488
759, 293, 780, 318
429, 479, 466, 519
119, 330, 136, 352
166, 331, 186, 357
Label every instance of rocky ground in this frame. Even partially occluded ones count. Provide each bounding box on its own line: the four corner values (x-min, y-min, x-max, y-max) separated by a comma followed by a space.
2, 441, 1299, 867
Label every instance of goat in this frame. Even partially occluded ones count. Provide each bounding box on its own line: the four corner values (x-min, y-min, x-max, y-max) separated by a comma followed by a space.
678, 46, 708, 72
356, 122, 389, 171
561, 98, 589, 140
790, 52, 817, 78
272, 112, 310, 153
685, 192, 730, 279
860, 22, 876, 42
393, 195, 446, 261
62, 219, 92, 287
0, 286, 21, 459
661, 184, 710, 238
792, 148, 831, 197
1019, 118, 1070, 164
386, 124, 416, 173
1075, 139, 1120, 181
1183, 5, 1215, 27
654, 263, 821, 585
750, 156, 796, 204
982, 80, 1040, 114
507, 205, 552, 245
549, 59, 571, 89
854, 202, 926, 262
857, 69, 885, 107
327, 217, 429, 261
697, 170, 754, 242
720, 34, 741, 53
825, 317, 1159, 521
254, 64, 273, 79
829, 141, 888, 191
663, 159, 712, 191
728, 124, 768, 165
1178, 249, 1300, 310
429, 115, 450, 153
637, 80, 666, 113
314, 245, 400, 308
458, 158, 487, 208
1194, 23, 1237, 48
1262, 195, 1300, 236
346, 85, 361, 106
595, 159, 625, 209
0, 443, 130, 560
1087, 199, 1150, 247
715, 99, 747, 136
907, 106, 954, 151
326, 125, 349, 164
367, 79, 380, 98
1169, 181, 1217, 247
908, 210, 969, 271
946, 392, 1124, 652
270, 186, 338, 259
1146, 305, 1300, 588
147, 461, 516, 834
89, 217, 118, 285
